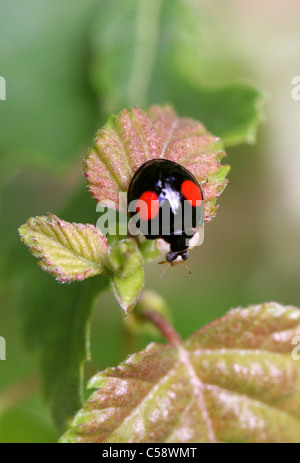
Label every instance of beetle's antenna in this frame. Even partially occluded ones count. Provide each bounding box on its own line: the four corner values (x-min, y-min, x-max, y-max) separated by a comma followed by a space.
158, 260, 171, 277
159, 259, 192, 276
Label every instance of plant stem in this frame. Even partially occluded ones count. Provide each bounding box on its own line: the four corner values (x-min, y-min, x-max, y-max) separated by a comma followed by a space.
142, 309, 182, 347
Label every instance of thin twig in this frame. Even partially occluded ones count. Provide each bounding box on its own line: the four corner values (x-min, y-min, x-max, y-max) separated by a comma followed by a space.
142, 309, 182, 347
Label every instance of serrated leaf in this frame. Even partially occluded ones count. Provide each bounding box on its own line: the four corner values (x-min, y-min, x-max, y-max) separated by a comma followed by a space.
84, 105, 229, 222
61, 303, 300, 443
19, 215, 109, 282
16, 188, 111, 431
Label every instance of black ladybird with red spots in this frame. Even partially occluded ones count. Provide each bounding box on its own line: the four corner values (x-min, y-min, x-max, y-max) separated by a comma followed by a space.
127, 159, 204, 263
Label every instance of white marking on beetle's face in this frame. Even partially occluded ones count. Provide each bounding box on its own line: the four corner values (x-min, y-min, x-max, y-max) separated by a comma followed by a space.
156, 238, 171, 254
173, 255, 183, 263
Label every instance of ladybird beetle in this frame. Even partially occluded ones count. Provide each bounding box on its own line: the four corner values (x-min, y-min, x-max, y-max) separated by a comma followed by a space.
127, 159, 204, 264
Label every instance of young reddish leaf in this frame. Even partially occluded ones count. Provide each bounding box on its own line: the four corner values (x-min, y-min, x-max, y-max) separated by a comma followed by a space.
61, 303, 300, 443
19, 214, 109, 283
84, 105, 229, 222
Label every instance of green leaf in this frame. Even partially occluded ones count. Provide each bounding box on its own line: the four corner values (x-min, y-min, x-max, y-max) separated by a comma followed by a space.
20, 271, 108, 431
84, 105, 229, 222
155, 0, 264, 147
164, 83, 264, 148
15, 186, 111, 431
61, 303, 300, 443
0, 394, 58, 443
103, 238, 145, 313
105, 239, 143, 279
89, 0, 263, 148
139, 239, 161, 262
19, 214, 109, 283
200, 85, 263, 147
111, 267, 144, 314
89, 0, 164, 113
0, 0, 99, 176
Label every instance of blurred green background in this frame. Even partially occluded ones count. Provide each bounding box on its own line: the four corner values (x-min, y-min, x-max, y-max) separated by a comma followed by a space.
0, 0, 299, 443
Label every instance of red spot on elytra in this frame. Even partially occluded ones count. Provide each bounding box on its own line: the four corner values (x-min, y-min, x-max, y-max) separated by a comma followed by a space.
136, 191, 159, 221
181, 180, 202, 207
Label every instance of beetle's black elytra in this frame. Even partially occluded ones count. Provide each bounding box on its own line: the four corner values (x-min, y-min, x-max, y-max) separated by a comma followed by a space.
128, 159, 204, 263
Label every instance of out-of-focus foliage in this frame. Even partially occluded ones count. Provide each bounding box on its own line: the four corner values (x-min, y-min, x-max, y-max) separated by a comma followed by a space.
90, 0, 263, 145
0, 0, 99, 176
